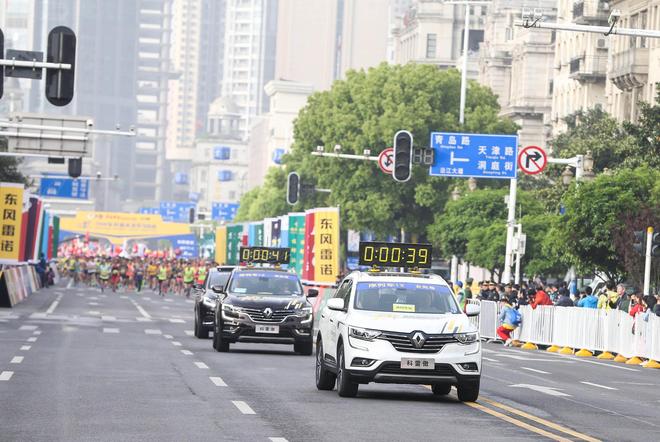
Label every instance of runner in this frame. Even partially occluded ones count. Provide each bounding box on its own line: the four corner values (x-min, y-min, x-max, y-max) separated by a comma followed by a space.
99, 259, 111, 293
134, 260, 145, 293
183, 262, 195, 298
157, 262, 169, 297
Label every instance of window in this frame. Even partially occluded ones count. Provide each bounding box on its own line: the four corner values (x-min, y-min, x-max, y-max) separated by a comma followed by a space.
426, 33, 437, 59
334, 279, 353, 308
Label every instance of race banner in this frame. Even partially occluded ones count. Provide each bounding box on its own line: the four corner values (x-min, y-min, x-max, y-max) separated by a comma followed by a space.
215, 226, 227, 264
302, 211, 315, 282
312, 207, 340, 284
288, 213, 305, 276
271, 217, 282, 247
263, 217, 274, 247
0, 183, 25, 264
279, 215, 289, 248
226, 224, 244, 265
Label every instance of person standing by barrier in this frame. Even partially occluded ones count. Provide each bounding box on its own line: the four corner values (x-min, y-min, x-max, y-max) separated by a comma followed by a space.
616, 284, 630, 312
531, 284, 552, 309
598, 281, 619, 310
555, 288, 574, 307
497, 298, 521, 347
628, 292, 645, 317
577, 287, 598, 308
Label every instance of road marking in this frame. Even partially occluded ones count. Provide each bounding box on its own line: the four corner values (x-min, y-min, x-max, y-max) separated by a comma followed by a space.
497, 353, 572, 363
581, 381, 617, 391
185, 300, 194, 304
27, 337, 38, 342
103, 328, 119, 334
33, 330, 41, 335
143, 297, 152, 301
144, 329, 162, 335
510, 384, 570, 397
569, 356, 639, 372
162, 306, 171, 310
194, 361, 209, 369
102, 316, 117, 322
169, 318, 185, 324
180, 350, 193, 356
209, 376, 227, 387
269, 438, 288, 442
232, 401, 255, 415
87, 311, 101, 315
521, 367, 550, 375
163, 334, 173, 339
164, 298, 173, 303
20, 345, 31, 351
19, 325, 38, 331
184, 330, 193, 336
88, 296, 98, 300
131, 301, 152, 319
482, 357, 500, 362
10, 356, 23, 364
120, 296, 128, 299
88, 302, 100, 306
479, 397, 600, 442
172, 341, 182, 346
136, 317, 152, 322
0, 371, 14, 381
46, 294, 63, 315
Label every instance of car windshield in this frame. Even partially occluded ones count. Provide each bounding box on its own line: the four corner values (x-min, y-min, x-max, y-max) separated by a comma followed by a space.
206, 271, 231, 289
353, 282, 460, 314
228, 271, 302, 296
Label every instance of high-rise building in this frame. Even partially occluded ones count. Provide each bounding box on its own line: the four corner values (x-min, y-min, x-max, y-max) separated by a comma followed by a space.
0, 0, 35, 113
221, 0, 278, 138
479, 0, 556, 149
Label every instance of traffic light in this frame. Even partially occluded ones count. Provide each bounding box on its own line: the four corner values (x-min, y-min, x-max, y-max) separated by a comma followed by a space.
393, 130, 413, 182
0, 29, 4, 99
652, 232, 660, 258
188, 207, 195, 224
45, 26, 76, 106
286, 172, 300, 205
67, 157, 82, 178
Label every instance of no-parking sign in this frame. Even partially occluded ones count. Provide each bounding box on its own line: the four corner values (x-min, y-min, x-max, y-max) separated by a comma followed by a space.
518, 146, 547, 175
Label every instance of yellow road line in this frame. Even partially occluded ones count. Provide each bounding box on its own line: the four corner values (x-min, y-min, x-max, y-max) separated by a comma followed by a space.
464, 401, 571, 442
479, 397, 601, 442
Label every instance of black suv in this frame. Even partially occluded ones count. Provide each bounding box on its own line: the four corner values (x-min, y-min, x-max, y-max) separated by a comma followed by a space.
193, 266, 234, 339
212, 267, 317, 354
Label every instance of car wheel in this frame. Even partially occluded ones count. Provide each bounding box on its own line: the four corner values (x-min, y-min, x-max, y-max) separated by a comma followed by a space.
336, 343, 358, 397
457, 379, 480, 402
212, 323, 229, 352
315, 340, 336, 391
194, 310, 201, 338
294, 341, 313, 355
197, 311, 209, 339
431, 384, 452, 396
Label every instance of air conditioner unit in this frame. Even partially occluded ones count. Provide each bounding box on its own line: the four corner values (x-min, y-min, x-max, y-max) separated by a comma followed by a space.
597, 38, 607, 48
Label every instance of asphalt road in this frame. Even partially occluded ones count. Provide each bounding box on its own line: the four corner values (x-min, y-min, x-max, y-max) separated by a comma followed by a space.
1, 284, 659, 441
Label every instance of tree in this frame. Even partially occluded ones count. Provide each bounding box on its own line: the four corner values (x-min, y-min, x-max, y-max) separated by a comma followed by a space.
555, 167, 660, 283
274, 63, 516, 237
234, 167, 289, 222
622, 85, 660, 170
0, 137, 29, 185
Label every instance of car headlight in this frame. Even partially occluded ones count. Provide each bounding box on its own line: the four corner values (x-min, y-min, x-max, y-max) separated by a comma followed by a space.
296, 307, 313, 317
222, 304, 240, 318
349, 326, 381, 341
455, 332, 479, 345
202, 296, 216, 308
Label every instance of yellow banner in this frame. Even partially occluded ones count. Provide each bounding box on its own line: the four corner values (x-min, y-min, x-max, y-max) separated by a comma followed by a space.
59, 211, 191, 245
0, 183, 24, 264
313, 208, 340, 283
215, 226, 227, 264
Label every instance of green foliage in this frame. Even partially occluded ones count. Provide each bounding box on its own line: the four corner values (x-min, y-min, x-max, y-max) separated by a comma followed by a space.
0, 156, 29, 185
520, 213, 566, 277
465, 223, 506, 277
234, 168, 288, 222
622, 85, 660, 169
556, 167, 660, 282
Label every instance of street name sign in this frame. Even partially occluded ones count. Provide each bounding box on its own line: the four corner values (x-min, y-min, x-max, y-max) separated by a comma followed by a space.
429, 132, 518, 179
518, 145, 547, 175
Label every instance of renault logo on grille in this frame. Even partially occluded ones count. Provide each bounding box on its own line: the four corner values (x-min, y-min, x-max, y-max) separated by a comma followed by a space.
263, 308, 273, 319
411, 331, 426, 349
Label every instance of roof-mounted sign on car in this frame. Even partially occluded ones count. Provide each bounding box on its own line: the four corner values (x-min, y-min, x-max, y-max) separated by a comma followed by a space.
240, 247, 291, 265
358, 241, 432, 270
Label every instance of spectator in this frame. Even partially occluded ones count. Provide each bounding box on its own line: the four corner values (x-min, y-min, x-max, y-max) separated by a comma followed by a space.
577, 287, 598, 308
654, 294, 660, 317
488, 281, 499, 299
478, 281, 492, 301
642, 296, 658, 321
628, 292, 645, 317
531, 284, 552, 309
616, 284, 631, 312
496, 297, 521, 347
547, 284, 559, 302
514, 289, 529, 308
598, 281, 619, 310
457, 280, 473, 310
555, 288, 574, 307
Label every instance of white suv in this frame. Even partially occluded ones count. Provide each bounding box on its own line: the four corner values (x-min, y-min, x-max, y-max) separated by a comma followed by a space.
315, 271, 481, 401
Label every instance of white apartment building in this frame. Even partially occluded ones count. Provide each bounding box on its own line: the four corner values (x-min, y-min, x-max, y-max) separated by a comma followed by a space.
222, 0, 277, 138
0, 0, 35, 113
190, 97, 248, 211
606, 0, 660, 122
393, 0, 487, 79
247, 80, 314, 190
479, 0, 557, 148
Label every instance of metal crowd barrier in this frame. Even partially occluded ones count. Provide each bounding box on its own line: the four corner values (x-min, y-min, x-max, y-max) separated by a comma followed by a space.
469, 299, 660, 361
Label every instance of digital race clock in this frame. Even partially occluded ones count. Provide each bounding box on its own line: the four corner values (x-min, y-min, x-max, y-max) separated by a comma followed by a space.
358, 242, 432, 268
240, 247, 291, 264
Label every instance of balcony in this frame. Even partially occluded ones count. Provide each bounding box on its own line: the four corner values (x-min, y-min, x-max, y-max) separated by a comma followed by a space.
573, 1, 609, 25
610, 48, 649, 90
568, 55, 607, 83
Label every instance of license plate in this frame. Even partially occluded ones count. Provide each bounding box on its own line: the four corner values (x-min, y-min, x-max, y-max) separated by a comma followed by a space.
400, 357, 434, 370
256, 325, 279, 334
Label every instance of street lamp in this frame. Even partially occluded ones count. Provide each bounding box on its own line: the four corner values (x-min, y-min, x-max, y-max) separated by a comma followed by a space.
451, 186, 462, 201
561, 166, 573, 186
467, 177, 477, 191
582, 150, 595, 181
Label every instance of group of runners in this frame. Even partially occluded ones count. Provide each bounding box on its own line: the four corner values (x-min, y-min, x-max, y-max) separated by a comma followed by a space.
58, 256, 212, 297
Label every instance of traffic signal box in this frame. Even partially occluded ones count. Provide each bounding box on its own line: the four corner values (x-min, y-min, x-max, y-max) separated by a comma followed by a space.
393, 130, 413, 182
633, 229, 660, 257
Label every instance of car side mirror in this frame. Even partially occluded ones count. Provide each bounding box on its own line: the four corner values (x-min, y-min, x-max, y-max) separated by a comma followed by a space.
307, 288, 319, 298
326, 298, 345, 311
465, 303, 480, 317
211, 285, 225, 294
193, 283, 203, 290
